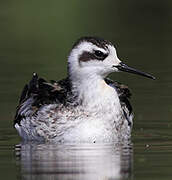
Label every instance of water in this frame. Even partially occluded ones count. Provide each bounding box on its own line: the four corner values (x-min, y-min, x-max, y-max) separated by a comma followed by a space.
0, 0, 172, 179
14, 143, 132, 180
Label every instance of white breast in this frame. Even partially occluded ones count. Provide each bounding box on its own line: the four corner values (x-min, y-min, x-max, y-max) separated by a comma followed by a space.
17, 79, 130, 143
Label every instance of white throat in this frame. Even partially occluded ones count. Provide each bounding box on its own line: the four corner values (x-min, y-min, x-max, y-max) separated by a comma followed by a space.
70, 71, 120, 112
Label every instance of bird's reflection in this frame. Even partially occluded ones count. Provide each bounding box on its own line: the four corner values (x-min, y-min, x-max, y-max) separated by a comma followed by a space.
15, 142, 133, 180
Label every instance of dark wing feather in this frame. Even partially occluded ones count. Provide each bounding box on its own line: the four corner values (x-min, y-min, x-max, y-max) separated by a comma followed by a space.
14, 73, 71, 126
105, 78, 133, 126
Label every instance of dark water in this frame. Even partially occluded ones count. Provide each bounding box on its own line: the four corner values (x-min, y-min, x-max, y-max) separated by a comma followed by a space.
0, 1, 172, 180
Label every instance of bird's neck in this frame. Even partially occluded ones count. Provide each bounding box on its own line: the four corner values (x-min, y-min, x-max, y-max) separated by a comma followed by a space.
70, 72, 120, 110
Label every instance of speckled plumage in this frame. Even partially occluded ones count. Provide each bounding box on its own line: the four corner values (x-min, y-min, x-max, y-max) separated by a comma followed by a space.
14, 74, 132, 142
14, 36, 154, 143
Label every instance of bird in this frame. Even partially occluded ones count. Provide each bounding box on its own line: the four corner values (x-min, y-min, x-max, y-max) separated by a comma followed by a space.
14, 36, 155, 143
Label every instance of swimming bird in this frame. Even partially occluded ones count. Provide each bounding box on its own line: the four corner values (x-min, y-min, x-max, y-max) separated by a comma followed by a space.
14, 37, 155, 143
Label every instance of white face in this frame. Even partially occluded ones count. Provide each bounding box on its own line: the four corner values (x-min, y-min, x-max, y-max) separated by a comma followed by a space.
68, 41, 121, 78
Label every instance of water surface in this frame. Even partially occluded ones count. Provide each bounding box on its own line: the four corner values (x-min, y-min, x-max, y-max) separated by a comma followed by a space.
15, 143, 132, 180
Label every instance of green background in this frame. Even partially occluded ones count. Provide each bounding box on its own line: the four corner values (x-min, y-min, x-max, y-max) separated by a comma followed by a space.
0, 0, 172, 179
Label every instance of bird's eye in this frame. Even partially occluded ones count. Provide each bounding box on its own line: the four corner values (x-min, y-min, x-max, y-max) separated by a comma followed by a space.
94, 50, 104, 58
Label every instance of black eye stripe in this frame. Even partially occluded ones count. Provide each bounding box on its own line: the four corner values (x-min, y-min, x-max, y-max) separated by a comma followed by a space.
79, 51, 108, 62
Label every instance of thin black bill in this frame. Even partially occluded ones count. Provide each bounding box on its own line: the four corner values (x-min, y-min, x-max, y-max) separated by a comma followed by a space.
114, 62, 155, 80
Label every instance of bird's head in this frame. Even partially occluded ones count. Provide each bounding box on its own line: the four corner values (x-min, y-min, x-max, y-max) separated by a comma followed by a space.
68, 36, 155, 80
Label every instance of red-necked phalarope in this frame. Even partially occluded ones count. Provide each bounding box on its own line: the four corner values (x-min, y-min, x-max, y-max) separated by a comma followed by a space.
14, 37, 155, 143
